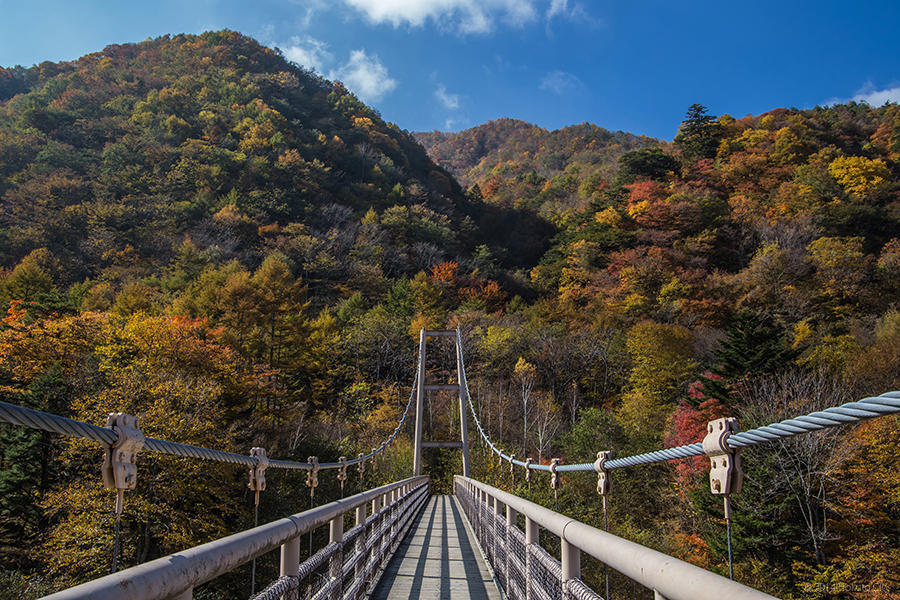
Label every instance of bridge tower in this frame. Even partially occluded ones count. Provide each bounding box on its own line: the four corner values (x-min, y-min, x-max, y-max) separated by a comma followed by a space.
412, 328, 471, 477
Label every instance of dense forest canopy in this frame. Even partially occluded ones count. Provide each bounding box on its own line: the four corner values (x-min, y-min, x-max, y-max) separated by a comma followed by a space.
0, 31, 898, 600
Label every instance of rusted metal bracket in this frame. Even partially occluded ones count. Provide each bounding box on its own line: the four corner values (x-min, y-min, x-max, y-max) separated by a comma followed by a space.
248, 447, 268, 506
101, 412, 145, 515
593, 451, 612, 496
306, 456, 319, 499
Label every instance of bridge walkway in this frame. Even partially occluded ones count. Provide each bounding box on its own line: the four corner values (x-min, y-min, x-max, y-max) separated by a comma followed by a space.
372, 494, 501, 600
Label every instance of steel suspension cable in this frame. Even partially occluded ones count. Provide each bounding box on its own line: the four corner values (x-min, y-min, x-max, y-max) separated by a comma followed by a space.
456, 329, 900, 472
0, 349, 422, 471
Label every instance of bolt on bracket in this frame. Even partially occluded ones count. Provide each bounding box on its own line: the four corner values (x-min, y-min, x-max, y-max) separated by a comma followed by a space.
306, 456, 319, 497
248, 447, 268, 505
549, 458, 561, 490
337, 456, 348, 492
101, 413, 145, 515
702, 417, 743, 499
593, 451, 612, 496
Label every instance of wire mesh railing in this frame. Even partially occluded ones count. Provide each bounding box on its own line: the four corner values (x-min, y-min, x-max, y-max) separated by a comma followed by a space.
455, 476, 778, 600
43, 476, 429, 600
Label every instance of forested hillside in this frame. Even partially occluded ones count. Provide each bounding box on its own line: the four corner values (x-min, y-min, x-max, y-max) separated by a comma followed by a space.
1, 30, 898, 600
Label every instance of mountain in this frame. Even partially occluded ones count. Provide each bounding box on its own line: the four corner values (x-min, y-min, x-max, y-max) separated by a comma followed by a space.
416, 119, 656, 219
0, 31, 548, 298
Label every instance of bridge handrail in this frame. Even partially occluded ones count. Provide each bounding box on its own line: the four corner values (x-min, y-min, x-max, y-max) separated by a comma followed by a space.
457, 329, 900, 471
0, 348, 420, 471
456, 475, 778, 600
42, 475, 429, 600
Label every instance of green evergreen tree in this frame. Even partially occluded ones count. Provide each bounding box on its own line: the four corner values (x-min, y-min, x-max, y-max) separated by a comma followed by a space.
674, 103, 722, 161
699, 310, 795, 406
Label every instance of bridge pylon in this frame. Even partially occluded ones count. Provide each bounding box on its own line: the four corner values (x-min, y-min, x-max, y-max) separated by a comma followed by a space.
413, 328, 471, 477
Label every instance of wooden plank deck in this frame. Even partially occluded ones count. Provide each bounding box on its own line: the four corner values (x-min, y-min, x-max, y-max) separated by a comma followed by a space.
371, 495, 501, 600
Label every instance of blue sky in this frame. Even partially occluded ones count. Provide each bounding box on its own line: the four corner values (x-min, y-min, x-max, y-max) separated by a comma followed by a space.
2, 0, 899, 140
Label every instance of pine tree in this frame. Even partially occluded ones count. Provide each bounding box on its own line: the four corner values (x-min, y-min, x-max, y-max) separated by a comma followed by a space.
674, 103, 721, 161
699, 310, 795, 406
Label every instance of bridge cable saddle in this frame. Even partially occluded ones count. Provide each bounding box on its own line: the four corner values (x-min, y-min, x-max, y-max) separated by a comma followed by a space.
702, 416, 743, 580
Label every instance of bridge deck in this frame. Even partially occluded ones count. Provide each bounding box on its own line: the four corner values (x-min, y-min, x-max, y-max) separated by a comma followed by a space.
372, 495, 501, 600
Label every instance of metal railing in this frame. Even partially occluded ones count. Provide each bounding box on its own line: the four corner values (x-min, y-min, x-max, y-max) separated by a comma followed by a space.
455, 476, 779, 600
42, 476, 430, 600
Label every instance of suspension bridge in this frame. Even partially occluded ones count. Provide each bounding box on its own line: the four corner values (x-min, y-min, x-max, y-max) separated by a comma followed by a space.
1, 328, 898, 600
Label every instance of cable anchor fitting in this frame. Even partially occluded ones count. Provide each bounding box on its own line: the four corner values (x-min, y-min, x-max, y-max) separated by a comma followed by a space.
337, 456, 348, 493
593, 451, 612, 496
702, 417, 743, 512
101, 412, 145, 515
549, 458, 561, 501
305, 456, 319, 499
248, 447, 268, 506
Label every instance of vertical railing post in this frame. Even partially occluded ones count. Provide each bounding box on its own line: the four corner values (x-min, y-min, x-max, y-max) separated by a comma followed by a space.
280, 536, 300, 600
525, 516, 539, 600
328, 514, 343, 600
413, 329, 426, 475
561, 536, 581, 600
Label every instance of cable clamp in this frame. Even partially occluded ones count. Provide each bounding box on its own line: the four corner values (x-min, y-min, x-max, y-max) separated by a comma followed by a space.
337, 456, 348, 483
702, 417, 743, 495
248, 447, 268, 501
549, 458, 561, 490
101, 413, 145, 515
306, 456, 319, 496
593, 451, 612, 496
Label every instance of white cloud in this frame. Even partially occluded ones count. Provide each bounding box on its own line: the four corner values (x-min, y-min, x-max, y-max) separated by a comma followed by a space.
329, 50, 398, 102
340, 0, 538, 33
435, 84, 460, 110
282, 36, 332, 74
852, 82, 900, 106
539, 70, 581, 95
547, 0, 567, 18
824, 82, 900, 107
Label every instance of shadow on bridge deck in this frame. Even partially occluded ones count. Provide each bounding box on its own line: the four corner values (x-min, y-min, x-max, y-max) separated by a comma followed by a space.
371, 495, 501, 600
